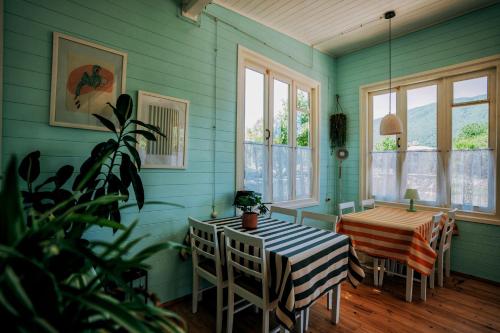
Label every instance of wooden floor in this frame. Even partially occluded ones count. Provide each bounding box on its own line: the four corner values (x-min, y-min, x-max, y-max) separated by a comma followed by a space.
168, 273, 500, 333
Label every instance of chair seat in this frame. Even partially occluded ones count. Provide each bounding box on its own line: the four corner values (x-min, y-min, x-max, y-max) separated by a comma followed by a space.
235, 275, 263, 297
198, 260, 228, 280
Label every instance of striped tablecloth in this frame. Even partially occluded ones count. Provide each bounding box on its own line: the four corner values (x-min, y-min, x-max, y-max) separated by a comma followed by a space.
337, 206, 444, 276
203, 215, 364, 329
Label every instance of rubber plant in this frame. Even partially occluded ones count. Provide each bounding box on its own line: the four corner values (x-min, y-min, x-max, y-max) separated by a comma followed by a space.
19, 94, 162, 235
0, 156, 186, 332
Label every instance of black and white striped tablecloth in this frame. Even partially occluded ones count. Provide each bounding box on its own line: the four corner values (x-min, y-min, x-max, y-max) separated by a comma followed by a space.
203, 215, 365, 329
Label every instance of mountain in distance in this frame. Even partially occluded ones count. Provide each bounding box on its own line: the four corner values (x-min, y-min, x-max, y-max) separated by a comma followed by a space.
373, 94, 487, 148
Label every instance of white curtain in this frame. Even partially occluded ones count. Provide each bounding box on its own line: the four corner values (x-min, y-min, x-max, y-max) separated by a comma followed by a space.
296, 147, 312, 199
401, 150, 447, 206
244, 143, 268, 199
449, 149, 495, 212
371, 152, 399, 202
272, 146, 291, 202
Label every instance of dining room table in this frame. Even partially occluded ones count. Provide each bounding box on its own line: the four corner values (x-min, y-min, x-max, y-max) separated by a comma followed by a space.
197, 215, 365, 331
337, 206, 447, 302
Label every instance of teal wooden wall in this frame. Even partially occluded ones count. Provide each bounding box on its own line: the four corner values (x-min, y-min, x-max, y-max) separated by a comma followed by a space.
336, 4, 500, 282
1, 0, 336, 301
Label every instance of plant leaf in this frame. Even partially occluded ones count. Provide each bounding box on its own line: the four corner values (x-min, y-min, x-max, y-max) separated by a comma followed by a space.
121, 155, 144, 209
116, 94, 134, 121
128, 130, 157, 141
130, 120, 165, 137
123, 135, 138, 145
18, 151, 40, 183
124, 141, 141, 171
92, 114, 116, 133
54, 165, 74, 189
0, 158, 26, 246
107, 102, 125, 127
64, 213, 125, 230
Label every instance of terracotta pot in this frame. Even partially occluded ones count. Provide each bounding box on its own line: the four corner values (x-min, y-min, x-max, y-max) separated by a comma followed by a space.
242, 212, 258, 229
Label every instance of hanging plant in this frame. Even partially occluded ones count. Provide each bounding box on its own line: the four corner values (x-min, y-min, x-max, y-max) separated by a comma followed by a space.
330, 95, 347, 153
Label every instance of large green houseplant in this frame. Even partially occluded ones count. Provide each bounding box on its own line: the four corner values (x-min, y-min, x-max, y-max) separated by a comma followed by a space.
0, 94, 186, 332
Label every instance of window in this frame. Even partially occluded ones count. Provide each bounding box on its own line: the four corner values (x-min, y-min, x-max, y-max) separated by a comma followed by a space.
237, 47, 319, 206
362, 58, 499, 221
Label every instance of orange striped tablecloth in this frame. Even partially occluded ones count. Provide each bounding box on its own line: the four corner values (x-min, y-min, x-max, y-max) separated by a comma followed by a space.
337, 207, 445, 276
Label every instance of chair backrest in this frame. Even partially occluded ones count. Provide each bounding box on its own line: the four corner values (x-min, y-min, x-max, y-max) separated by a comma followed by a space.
224, 227, 268, 303
189, 217, 222, 279
300, 211, 338, 230
270, 206, 298, 224
361, 199, 375, 211
429, 212, 443, 250
440, 208, 457, 251
338, 201, 356, 216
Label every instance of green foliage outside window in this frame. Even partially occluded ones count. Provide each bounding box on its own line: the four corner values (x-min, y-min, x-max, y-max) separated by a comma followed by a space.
375, 137, 397, 151
453, 122, 488, 150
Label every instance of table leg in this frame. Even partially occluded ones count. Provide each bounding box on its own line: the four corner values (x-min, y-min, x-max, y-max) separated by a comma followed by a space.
406, 267, 414, 302
330, 284, 341, 324
373, 258, 379, 287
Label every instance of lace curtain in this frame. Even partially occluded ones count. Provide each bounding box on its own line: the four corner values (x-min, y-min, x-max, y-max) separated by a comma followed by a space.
449, 149, 495, 212
371, 152, 399, 202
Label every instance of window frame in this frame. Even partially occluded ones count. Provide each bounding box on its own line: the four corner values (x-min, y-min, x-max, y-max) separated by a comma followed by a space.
360, 55, 500, 225
237, 46, 320, 208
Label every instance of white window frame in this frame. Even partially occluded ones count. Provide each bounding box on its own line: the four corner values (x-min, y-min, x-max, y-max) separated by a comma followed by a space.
360, 55, 500, 225
236, 46, 320, 208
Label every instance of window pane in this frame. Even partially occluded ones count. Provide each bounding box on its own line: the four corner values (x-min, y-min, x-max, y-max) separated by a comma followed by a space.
453, 76, 488, 104
371, 152, 398, 202
450, 150, 493, 211
296, 148, 312, 199
373, 92, 397, 151
297, 89, 310, 110
272, 146, 291, 202
296, 111, 310, 147
273, 79, 289, 145
244, 143, 268, 200
245, 68, 264, 143
452, 104, 488, 150
407, 85, 437, 149
402, 151, 438, 203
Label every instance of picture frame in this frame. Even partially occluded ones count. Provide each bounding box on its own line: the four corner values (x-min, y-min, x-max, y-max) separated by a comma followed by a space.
136, 91, 189, 169
49, 32, 127, 131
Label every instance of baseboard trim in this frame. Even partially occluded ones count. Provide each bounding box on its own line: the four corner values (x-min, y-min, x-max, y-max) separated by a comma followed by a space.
451, 270, 500, 286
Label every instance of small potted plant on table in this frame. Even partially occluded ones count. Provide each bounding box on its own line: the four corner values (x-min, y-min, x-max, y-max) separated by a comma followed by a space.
233, 191, 269, 229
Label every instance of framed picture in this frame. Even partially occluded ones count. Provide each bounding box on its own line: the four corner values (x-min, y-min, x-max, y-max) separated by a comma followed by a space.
50, 32, 127, 131
136, 91, 189, 169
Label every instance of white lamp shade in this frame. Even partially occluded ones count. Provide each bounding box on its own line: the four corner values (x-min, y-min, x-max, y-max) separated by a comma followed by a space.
380, 113, 403, 135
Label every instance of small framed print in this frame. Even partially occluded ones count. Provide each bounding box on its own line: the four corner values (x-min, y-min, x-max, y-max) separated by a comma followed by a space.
49, 32, 127, 131
136, 91, 189, 169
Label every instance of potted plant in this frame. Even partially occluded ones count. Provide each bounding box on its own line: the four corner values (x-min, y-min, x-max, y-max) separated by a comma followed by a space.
233, 191, 269, 229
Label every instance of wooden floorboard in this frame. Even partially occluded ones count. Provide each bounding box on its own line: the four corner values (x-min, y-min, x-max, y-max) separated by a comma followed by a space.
167, 273, 500, 333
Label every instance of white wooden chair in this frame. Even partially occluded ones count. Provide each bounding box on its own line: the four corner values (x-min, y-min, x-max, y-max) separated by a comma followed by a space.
189, 217, 226, 333
270, 206, 298, 224
361, 199, 375, 211
435, 208, 457, 287
383, 212, 443, 302
299, 211, 339, 330
224, 227, 278, 333
338, 201, 356, 216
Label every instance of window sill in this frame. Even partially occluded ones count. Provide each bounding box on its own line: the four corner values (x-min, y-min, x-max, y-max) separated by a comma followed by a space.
374, 201, 500, 226
271, 198, 320, 210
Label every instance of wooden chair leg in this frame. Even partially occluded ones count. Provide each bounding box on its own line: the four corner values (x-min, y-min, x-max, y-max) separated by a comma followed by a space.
406, 268, 414, 302
262, 310, 270, 333
438, 252, 444, 287
430, 266, 435, 289
226, 287, 234, 333
327, 290, 332, 310
420, 274, 427, 301
192, 272, 199, 313
216, 285, 223, 333
305, 308, 310, 331
373, 258, 379, 287
379, 259, 386, 287
445, 249, 451, 278
296, 310, 304, 333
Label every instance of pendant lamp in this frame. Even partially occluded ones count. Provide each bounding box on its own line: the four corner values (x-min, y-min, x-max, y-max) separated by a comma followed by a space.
379, 11, 403, 136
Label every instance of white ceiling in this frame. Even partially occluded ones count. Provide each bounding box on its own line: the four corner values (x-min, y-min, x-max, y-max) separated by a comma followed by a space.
212, 0, 498, 56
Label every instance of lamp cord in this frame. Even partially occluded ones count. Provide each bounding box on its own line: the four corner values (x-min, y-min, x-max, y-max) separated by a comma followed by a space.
389, 16, 392, 114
